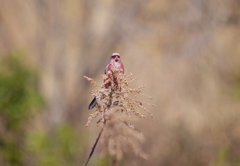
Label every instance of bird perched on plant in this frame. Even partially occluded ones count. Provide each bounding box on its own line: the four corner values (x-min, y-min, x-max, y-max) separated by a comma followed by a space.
88, 53, 124, 110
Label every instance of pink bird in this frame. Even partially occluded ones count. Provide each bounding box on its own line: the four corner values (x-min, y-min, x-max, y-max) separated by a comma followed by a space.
88, 53, 124, 110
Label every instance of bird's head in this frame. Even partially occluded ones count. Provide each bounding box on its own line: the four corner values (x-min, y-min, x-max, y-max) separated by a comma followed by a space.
110, 53, 121, 63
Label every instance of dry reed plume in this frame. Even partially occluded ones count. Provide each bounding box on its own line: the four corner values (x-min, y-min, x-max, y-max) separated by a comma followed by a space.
84, 67, 155, 165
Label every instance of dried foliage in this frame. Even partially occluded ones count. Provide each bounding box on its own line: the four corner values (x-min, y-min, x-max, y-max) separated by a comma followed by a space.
84, 67, 155, 164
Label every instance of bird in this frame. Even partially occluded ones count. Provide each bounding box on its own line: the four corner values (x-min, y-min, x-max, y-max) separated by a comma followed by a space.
88, 53, 124, 110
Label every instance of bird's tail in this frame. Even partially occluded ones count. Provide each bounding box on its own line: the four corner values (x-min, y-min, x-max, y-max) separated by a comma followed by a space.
88, 97, 97, 110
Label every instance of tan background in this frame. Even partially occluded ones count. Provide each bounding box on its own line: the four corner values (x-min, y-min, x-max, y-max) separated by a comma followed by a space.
1, 0, 240, 165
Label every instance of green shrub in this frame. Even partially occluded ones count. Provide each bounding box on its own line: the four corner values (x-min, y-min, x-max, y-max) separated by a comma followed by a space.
0, 51, 44, 166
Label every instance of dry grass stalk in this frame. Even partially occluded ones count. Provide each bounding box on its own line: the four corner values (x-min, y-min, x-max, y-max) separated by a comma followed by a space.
84, 67, 155, 165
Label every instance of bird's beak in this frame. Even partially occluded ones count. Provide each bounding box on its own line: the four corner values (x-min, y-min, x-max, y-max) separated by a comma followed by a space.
115, 57, 119, 62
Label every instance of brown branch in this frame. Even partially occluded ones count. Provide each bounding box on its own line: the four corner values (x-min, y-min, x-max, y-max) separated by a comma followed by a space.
112, 156, 118, 166
83, 126, 104, 166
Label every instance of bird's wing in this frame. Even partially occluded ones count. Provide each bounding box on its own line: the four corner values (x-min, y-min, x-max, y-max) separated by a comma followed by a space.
104, 64, 109, 74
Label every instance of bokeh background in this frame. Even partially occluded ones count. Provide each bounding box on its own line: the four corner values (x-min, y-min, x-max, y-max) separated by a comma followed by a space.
1, 0, 240, 166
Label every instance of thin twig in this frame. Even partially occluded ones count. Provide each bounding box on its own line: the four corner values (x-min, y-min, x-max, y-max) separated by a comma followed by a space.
112, 156, 118, 166
83, 127, 104, 166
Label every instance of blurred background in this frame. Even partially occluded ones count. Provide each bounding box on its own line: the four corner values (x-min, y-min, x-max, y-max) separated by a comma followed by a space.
0, 0, 240, 166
